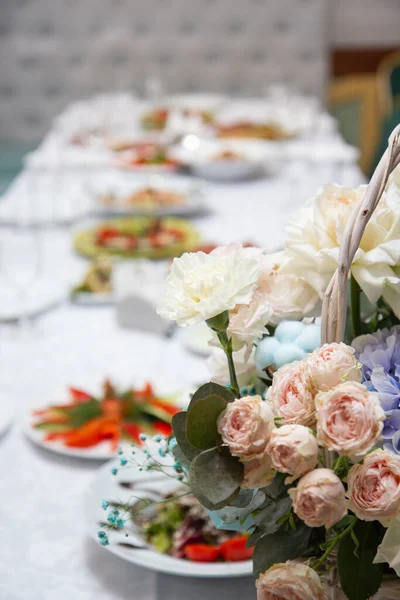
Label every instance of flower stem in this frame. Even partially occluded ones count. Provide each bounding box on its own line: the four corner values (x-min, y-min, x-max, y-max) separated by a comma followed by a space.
350, 274, 362, 338
311, 517, 358, 572
217, 330, 241, 398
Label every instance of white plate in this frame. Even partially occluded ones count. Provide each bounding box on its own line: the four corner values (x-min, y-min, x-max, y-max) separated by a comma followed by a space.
0, 279, 65, 322
84, 459, 252, 578
24, 382, 187, 460
0, 402, 13, 438
171, 138, 279, 181
86, 173, 207, 217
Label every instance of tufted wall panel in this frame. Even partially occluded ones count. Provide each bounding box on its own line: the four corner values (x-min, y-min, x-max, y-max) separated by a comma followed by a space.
0, 0, 329, 141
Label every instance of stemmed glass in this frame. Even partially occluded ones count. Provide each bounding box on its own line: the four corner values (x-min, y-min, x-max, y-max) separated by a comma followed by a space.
0, 227, 42, 334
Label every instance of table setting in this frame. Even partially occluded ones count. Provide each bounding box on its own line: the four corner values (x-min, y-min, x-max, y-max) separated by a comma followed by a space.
4, 87, 394, 600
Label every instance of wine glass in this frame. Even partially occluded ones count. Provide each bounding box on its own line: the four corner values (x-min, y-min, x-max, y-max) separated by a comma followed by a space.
0, 228, 42, 334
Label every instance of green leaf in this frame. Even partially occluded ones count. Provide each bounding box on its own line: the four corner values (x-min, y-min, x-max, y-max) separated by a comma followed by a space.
228, 489, 254, 508
338, 521, 384, 600
213, 491, 266, 525
189, 447, 243, 510
253, 495, 293, 534
253, 522, 313, 577
261, 471, 289, 501
171, 412, 201, 462
186, 382, 235, 450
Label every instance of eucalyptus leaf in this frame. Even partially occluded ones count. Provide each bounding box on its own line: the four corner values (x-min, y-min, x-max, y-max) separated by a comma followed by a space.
338, 521, 384, 600
189, 447, 243, 510
254, 495, 293, 534
186, 382, 235, 450
253, 522, 313, 578
171, 444, 191, 471
228, 489, 255, 509
261, 472, 289, 501
214, 491, 266, 525
171, 412, 200, 462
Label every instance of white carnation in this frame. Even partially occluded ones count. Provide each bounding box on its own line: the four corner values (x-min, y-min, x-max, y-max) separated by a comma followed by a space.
157, 248, 261, 326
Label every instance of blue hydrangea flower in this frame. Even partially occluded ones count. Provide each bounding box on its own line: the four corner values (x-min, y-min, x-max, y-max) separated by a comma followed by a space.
101, 500, 109, 510
353, 326, 400, 454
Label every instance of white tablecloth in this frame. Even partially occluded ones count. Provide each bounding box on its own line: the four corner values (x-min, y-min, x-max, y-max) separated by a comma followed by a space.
0, 132, 364, 599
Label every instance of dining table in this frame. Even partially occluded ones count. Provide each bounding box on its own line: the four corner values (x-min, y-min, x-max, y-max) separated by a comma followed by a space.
0, 96, 366, 600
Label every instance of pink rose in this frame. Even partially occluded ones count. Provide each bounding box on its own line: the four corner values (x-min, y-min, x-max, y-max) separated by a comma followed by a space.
242, 455, 275, 490
267, 424, 318, 483
256, 561, 327, 600
347, 450, 400, 521
217, 395, 274, 462
316, 382, 384, 459
289, 468, 347, 528
307, 342, 361, 391
267, 360, 316, 427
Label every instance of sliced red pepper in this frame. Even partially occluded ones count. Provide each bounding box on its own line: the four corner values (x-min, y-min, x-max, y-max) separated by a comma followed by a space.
68, 387, 92, 403
150, 398, 180, 417
153, 421, 173, 437
219, 536, 254, 562
184, 544, 220, 562
121, 422, 142, 444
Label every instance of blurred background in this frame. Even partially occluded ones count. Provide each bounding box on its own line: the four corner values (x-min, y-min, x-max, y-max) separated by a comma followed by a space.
1, 0, 399, 189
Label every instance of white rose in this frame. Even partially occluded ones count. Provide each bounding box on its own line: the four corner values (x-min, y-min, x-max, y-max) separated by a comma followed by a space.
208, 346, 257, 390
157, 249, 260, 326
259, 252, 319, 325
282, 183, 400, 318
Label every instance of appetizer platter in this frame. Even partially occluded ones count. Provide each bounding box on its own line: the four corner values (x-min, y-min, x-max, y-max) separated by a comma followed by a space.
216, 121, 292, 140
114, 143, 181, 171
27, 380, 180, 459
88, 173, 207, 217
171, 138, 279, 181
73, 216, 201, 259
85, 460, 253, 576
71, 257, 114, 305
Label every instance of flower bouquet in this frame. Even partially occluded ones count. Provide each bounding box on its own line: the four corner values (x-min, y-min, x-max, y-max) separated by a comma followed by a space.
155, 128, 400, 600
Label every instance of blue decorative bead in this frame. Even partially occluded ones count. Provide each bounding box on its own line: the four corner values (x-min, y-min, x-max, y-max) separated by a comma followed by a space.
111, 467, 118, 476
120, 457, 128, 466
275, 321, 305, 343
139, 433, 147, 441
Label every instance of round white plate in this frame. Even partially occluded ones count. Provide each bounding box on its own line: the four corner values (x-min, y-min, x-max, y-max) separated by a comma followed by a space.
24, 382, 187, 460
171, 138, 279, 181
84, 459, 253, 577
0, 280, 65, 322
86, 173, 207, 217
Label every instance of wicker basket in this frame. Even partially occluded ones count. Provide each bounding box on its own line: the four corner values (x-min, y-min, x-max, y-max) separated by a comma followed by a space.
320, 126, 400, 599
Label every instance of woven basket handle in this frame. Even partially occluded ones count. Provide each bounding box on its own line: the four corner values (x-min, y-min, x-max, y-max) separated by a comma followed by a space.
321, 125, 400, 344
